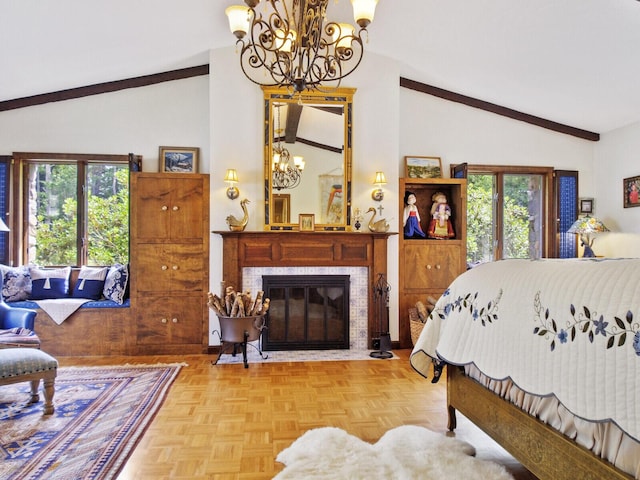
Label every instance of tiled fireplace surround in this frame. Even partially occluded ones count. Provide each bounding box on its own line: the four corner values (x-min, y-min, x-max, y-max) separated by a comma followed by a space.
216, 231, 393, 350
243, 266, 369, 350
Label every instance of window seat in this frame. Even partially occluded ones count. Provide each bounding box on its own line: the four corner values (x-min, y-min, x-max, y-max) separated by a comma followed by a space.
8, 298, 130, 309
2, 267, 132, 356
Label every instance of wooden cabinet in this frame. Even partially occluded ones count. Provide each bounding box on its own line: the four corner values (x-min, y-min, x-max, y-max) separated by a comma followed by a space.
130, 173, 209, 355
399, 178, 467, 348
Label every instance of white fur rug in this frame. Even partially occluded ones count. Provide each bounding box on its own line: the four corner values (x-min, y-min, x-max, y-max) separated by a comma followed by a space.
274, 425, 514, 480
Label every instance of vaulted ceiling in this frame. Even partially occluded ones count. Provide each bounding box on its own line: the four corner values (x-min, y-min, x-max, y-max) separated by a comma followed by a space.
2, 1, 639, 134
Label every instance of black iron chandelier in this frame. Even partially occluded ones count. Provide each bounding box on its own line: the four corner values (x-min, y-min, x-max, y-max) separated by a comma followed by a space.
225, 0, 379, 92
272, 104, 305, 190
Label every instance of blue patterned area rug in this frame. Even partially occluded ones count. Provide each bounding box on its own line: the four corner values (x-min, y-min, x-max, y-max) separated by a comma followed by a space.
0, 364, 182, 480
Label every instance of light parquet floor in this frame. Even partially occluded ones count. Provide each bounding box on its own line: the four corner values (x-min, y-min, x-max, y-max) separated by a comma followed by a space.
57, 350, 537, 480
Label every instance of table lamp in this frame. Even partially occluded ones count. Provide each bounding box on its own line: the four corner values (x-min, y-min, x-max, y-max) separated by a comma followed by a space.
567, 215, 609, 258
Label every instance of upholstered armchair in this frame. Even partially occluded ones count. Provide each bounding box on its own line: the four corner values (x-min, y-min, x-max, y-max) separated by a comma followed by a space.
0, 278, 39, 348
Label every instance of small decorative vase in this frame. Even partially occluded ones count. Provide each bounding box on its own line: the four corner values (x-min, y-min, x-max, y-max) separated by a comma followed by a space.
354, 220, 361, 231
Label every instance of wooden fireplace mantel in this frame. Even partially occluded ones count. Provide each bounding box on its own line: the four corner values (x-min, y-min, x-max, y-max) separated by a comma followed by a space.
213, 231, 395, 348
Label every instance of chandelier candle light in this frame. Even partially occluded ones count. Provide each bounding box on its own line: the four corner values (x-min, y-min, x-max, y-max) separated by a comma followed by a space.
225, 0, 379, 92
272, 103, 305, 190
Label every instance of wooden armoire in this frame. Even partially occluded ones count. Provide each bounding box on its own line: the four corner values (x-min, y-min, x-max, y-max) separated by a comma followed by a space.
130, 172, 210, 354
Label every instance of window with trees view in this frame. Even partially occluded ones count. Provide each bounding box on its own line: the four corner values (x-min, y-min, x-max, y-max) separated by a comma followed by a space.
15, 153, 133, 267
466, 166, 554, 265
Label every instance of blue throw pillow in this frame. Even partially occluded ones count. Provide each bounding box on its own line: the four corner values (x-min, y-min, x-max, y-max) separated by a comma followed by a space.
72, 266, 109, 300
0, 265, 32, 302
30, 266, 71, 300
103, 264, 129, 305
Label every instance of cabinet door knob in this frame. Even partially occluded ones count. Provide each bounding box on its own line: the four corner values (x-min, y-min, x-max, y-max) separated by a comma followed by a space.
161, 205, 168, 211
426, 264, 432, 270
436, 264, 441, 270
161, 318, 168, 324
172, 205, 179, 211
172, 318, 178, 323
172, 265, 179, 270
161, 265, 168, 270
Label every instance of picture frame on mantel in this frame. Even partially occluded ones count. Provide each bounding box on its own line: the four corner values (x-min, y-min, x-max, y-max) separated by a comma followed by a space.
405, 156, 442, 179
159, 146, 199, 173
299, 213, 315, 232
623, 175, 640, 208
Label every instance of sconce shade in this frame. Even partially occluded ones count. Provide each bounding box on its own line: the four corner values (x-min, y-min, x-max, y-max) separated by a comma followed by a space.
224, 169, 239, 184
373, 171, 387, 186
224, 169, 240, 200
567, 215, 609, 257
371, 171, 386, 201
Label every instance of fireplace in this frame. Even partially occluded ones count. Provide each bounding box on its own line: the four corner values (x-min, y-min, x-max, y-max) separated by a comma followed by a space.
243, 267, 368, 349
215, 231, 393, 349
261, 275, 350, 350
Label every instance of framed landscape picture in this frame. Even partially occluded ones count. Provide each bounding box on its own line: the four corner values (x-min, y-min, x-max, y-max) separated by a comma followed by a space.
159, 146, 199, 173
405, 156, 442, 179
623, 175, 640, 208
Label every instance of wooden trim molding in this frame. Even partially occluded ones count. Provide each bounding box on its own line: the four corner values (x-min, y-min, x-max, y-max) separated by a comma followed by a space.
400, 77, 600, 142
0, 65, 210, 112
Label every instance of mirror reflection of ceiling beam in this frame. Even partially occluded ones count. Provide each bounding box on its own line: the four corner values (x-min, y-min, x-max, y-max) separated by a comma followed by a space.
285, 104, 302, 143
276, 103, 343, 154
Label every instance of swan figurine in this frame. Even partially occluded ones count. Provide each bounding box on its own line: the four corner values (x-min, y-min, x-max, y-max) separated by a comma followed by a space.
366, 207, 390, 233
226, 198, 250, 232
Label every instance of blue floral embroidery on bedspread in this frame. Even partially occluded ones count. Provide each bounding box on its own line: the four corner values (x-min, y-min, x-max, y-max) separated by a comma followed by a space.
533, 291, 639, 355
429, 288, 503, 326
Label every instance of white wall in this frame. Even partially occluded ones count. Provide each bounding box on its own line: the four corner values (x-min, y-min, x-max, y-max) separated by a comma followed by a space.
0, 76, 209, 171
593, 121, 640, 258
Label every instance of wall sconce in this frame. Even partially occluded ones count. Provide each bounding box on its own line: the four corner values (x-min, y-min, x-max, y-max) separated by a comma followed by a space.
371, 171, 386, 201
224, 169, 240, 200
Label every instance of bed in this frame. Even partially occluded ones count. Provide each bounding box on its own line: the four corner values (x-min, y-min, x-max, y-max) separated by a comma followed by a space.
410, 258, 640, 480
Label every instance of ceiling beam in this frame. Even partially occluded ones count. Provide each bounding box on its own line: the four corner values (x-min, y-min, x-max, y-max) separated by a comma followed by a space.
0, 65, 209, 112
400, 77, 599, 142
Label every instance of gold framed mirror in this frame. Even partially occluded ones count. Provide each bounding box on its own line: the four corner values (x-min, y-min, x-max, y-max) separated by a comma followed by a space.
263, 87, 355, 231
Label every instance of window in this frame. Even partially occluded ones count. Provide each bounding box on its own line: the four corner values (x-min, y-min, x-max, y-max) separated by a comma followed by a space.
13, 153, 136, 267
466, 166, 554, 265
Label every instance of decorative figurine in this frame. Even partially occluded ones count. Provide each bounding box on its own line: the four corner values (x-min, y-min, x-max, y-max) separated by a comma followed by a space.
366, 207, 390, 233
403, 191, 426, 238
352, 208, 363, 232
428, 192, 455, 239
226, 198, 250, 232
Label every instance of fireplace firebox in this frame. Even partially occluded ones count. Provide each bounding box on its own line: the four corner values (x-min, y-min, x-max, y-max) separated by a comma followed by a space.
262, 275, 350, 350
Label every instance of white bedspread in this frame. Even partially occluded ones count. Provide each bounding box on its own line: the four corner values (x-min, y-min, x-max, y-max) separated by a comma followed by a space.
410, 258, 640, 442
35, 299, 91, 325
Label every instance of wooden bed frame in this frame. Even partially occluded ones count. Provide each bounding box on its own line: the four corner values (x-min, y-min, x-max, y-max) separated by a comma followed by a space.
446, 366, 634, 480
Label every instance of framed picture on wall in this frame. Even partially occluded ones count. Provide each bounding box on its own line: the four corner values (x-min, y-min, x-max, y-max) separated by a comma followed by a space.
624, 175, 640, 208
579, 198, 594, 214
404, 156, 442, 179
159, 146, 199, 173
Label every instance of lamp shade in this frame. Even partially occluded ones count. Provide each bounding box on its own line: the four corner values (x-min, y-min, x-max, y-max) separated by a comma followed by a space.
225, 5, 250, 39
373, 171, 387, 186
567, 215, 609, 235
351, 0, 379, 28
224, 169, 239, 184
